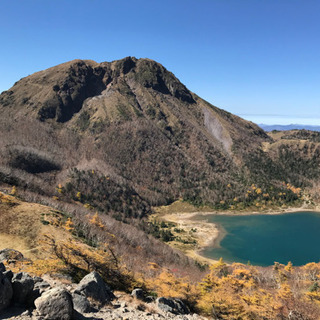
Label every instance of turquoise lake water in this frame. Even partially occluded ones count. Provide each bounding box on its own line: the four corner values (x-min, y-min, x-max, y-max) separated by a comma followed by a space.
195, 211, 320, 266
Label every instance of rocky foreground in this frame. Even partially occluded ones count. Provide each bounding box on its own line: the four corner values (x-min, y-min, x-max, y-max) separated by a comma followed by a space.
0, 250, 205, 320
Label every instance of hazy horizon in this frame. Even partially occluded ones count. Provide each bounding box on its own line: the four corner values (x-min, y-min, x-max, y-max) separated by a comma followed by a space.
239, 114, 320, 126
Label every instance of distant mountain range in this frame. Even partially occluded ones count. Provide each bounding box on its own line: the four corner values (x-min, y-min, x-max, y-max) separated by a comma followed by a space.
259, 124, 320, 132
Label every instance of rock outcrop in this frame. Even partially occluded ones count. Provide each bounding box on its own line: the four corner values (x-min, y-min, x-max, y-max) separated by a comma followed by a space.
0, 264, 205, 320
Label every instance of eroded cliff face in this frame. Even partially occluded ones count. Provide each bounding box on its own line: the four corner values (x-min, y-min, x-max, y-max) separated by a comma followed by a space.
203, 106, 233, 154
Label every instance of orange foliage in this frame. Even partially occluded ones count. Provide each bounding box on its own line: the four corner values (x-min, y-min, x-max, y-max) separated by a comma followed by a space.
64, 218, 74, 232
88, 212, 105, 229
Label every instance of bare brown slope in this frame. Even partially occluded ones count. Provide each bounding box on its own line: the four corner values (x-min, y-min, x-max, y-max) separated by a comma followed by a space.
0, 191, 203, 282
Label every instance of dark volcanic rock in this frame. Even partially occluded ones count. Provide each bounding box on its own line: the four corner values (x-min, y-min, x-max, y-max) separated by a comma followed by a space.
0, 270, 13, 311
0, 263, 5, 272
11, 272, 34, 305
3, 270, 13, 282
26, 288, 41, 308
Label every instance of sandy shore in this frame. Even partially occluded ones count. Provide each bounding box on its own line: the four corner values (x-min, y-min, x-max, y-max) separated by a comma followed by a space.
162, 211, 221, 264
161, 205, 320, 265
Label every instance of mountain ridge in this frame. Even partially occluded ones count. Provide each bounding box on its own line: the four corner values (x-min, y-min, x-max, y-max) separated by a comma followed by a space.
0, 57, 319, 216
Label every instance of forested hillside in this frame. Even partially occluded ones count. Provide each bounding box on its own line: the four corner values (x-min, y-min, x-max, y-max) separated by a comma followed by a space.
1, 57, 319, 217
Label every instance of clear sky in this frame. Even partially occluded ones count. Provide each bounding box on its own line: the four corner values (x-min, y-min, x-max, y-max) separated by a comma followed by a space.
1, 0, 319, 125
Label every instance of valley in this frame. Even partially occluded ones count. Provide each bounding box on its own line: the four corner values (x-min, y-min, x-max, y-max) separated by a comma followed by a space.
1, 58, 320, 319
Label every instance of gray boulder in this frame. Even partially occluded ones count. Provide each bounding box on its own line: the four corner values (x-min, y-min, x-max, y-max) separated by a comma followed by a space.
0, 271, 13, 311
0, 249, 24, 262
131, 288, 145, 300
34, 288, 73, 320
72, 292, 92, 313
156, 297, 189, 315
11, 272, 34, 305
74, 271, 115, 306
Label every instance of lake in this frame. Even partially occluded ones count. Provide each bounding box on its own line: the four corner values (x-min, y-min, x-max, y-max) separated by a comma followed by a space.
195, 211, 320, 266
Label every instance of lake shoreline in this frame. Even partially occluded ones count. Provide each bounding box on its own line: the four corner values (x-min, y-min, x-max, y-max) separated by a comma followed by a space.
161, 205, 320, 265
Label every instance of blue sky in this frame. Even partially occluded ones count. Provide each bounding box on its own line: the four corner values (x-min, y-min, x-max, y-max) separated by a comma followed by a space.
1, 0, 319, 125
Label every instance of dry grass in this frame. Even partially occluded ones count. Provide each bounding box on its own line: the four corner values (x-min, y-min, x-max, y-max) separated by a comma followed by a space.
0, 191, 207, 283
0, 191, 72, 260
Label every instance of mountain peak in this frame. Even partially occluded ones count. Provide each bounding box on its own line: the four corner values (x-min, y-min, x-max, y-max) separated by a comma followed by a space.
1, 56, 316, 213
0, 57, 196, 123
